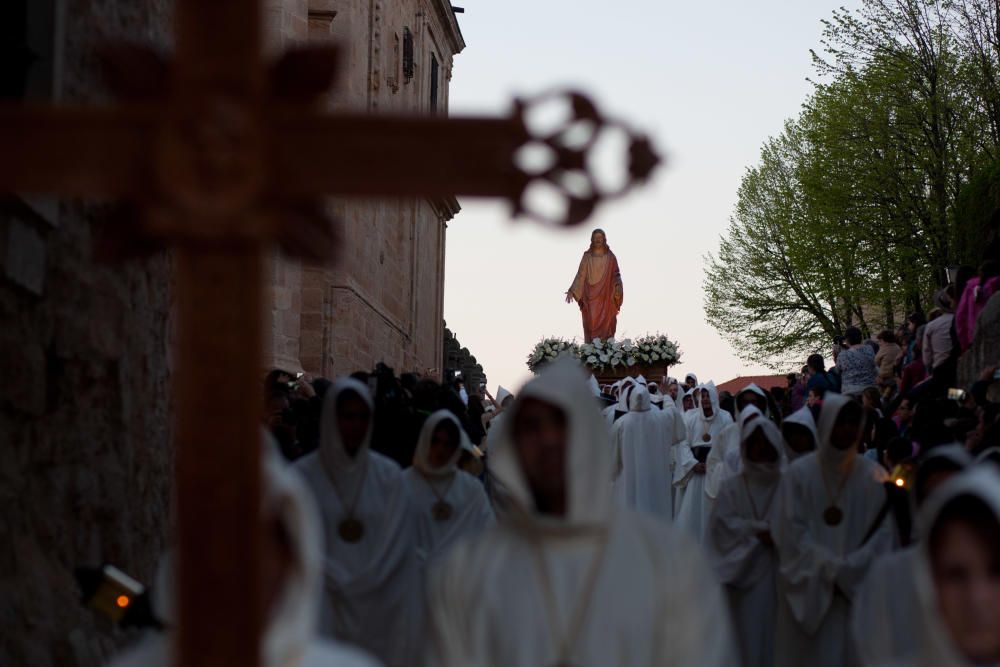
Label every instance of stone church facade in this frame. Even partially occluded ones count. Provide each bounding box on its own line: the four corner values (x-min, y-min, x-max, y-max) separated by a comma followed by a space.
268, 0, 464, 379
0, 1, 463, 665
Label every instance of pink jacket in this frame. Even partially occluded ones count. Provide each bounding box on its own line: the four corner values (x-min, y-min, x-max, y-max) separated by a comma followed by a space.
956, 276, 1000, 351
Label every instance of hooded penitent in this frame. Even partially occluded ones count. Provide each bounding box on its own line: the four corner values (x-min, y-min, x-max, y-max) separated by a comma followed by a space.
849, 445, 973, 667
708, 417, 785, 667
611, 386, 673, 522
706, 395, 766, 501
109, 439, 380, 667
294, 378, 420, 667
675, 382, 733, 542
773, 392, 894, 667
403, 410, 494, 567
424, 358, 738, 667
884, 468, 1000, 667
782, 406, 819, 462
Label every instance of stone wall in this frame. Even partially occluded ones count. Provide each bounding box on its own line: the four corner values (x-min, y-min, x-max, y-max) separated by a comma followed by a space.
268, 0, 464, 380
0, 2, 174, 665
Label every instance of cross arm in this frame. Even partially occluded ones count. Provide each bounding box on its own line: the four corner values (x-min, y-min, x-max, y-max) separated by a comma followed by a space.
0, 106, 154, 197
268, 91, 660, 227
270, 111, 528, 201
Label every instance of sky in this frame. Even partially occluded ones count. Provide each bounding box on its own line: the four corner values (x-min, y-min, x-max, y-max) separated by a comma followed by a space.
443, 0, 862, 394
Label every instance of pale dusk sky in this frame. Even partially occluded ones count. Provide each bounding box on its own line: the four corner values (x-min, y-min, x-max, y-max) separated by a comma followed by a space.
443, 0, 862, 393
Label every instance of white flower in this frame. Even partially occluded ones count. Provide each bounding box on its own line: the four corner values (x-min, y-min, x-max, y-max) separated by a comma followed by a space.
599, 353, 610, 363
587, 355, 598, 364
652, 352, 659, 361
626, 357, 636, 366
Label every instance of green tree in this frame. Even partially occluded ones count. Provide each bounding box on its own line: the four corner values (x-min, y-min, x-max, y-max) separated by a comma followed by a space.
705, 0, 1000, 367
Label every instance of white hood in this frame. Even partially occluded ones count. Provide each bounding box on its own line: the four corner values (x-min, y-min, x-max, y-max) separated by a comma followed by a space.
782, 406, 818, 461
412, 410, 473, 479
907, 468, 1000, 667
815, 392, 858, 471
696, 382, 722, 423
740, 416, 786, 482
318, 378, 375, 499
490, 357, 614, 531
496, 386, 513, 406
629, 385, 653, 413
737, 383, 769, 417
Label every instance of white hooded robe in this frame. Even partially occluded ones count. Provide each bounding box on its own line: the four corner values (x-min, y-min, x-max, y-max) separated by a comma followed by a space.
294, 378, 420, 667
782, 406, 819, 462
706, 384, 770, 500
612, 386, 673, 522
773, 393, 895, 667
425, 359, 738, 667
675, 382, 733, 542
403, 410, 495, 568
707, 418, 786, 667
849, 445, 972, 667
877, 468, 1000, 667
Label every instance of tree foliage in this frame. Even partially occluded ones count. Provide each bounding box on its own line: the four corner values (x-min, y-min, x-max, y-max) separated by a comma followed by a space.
706, 0, 1000, 368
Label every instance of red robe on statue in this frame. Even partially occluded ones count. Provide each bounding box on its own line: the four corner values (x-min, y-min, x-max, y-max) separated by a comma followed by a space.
568, 250, 623, 343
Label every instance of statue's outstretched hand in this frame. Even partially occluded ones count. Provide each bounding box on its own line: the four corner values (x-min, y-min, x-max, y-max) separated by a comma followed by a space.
565, 291, 574, 304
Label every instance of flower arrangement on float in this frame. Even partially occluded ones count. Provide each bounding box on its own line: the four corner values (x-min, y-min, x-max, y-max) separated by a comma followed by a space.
526, 334, 681, 374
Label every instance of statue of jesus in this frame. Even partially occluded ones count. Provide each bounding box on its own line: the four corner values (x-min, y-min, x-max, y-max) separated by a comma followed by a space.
565, 228, 624, 343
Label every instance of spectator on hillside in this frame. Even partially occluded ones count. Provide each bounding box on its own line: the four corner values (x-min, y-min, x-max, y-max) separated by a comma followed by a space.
806, 354, 839, 396
837, 326, 878, 398
893, 397, 916, 439
956, 260, 1000, 351
922, 288, 958, 394
874, 330, 902, 389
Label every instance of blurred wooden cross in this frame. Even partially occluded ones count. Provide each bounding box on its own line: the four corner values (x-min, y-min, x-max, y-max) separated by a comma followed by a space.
0, 1, 658, 665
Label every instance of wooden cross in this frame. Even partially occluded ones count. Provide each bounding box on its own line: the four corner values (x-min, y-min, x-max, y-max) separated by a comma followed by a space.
0, 2, 658, 665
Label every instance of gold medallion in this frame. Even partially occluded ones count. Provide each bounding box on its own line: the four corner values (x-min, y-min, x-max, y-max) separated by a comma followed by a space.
823, 506, 843, 526
432, 501, 453, 521
702, 433, 711, 442
338, 518, 365, 543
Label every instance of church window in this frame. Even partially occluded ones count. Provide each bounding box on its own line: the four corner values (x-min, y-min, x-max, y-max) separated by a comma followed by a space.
403, 27, 414, 83
430, 54, 439, 112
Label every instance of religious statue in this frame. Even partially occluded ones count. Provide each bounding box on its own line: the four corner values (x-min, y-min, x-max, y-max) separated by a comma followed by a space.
565, 229, 624, 342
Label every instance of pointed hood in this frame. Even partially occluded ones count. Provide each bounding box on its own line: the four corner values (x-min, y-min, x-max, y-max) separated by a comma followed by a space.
635, 374, 648, 386
740, 417, 786, 481
908, 468, 1000, 667
616, 378, 637, 413
697, 382, 722, 423
586, 375, 601, 397
489, 357, 613, 531
737, 383, 770, 417
412, 410, 473, 478
685, 373, 698, 386
737, 404, 763, 432
782, 406, 819, 462
318, 378, 375, 496
629, 385, 652, 413
496, 386, 513, 406
682, 388, 696, 412
815, 392, 859, 470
